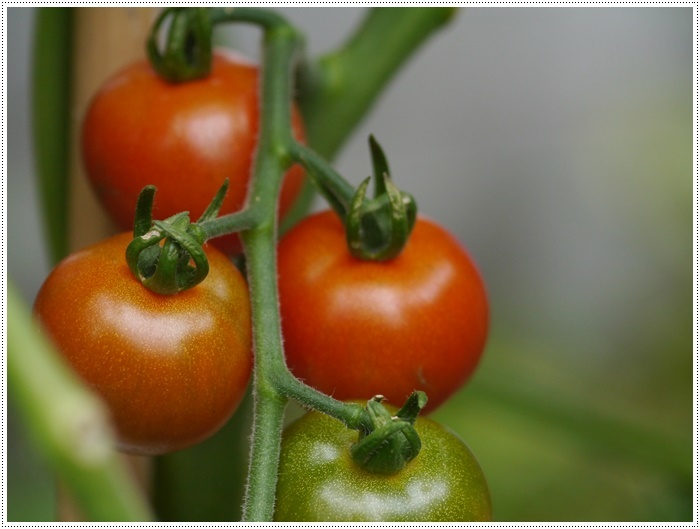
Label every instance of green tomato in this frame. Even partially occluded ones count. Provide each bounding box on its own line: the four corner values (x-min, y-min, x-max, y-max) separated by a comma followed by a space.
274, 408, 492, 522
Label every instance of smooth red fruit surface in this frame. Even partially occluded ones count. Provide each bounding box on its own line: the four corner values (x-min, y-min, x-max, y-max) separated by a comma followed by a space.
33, 232, 252, 455
277, 211, 489, 413
82, 51, 305, 255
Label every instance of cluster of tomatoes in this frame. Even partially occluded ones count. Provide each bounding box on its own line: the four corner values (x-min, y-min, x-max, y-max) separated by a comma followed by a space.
33, 51, 491, 521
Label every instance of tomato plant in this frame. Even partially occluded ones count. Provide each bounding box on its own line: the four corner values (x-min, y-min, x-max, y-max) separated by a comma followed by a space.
274, 405, 492, 521
277, 210, 489, 413
13, 7, 492, 522
33, 232, 253, 455
81, 50, 306, 255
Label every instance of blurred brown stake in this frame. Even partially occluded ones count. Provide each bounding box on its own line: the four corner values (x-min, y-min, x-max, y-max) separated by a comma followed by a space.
68, 7, 158, 250
60, 7, 158, 522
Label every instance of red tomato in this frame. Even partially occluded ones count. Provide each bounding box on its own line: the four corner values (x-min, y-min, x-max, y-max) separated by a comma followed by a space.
277, 211, 489, 413
33, 232, 252, 455
82, 51, 305, 255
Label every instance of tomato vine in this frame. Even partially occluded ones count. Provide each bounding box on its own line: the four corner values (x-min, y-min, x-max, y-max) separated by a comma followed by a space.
10, 6, 486, 523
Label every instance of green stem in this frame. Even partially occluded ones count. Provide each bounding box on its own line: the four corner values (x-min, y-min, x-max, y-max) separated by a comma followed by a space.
236, 15, 300, 522
147, 8, 213, 83
209, 7, 291, 30
288, 142, 355, 216
240, 223, 288, 522
33, 7, 73, 264
7, 282, 153, 522
228, 13, 370, 520
299, 7, 457, 158
198, 208, 260, 240
284, 7, 456, 225
274, 371, 371, 432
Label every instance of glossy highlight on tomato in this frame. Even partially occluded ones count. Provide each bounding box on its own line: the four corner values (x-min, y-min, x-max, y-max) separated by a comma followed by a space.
277, 211, 489, 413
274, 406, 492, 521
82, 51, 305, 255
33, 232, 252, 455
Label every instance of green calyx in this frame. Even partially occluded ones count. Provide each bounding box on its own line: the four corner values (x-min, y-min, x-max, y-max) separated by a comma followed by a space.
146, 7, 213, 83
350, 391, 427, 474
347, 137, 417, 261
306, 135, 417, 262
125, 182, 228, 295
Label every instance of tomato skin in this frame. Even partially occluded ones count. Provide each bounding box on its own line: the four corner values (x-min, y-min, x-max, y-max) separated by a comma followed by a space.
82, 51, 305, 255
33, 232, 252, 455
274, 407, 492, 521
277, 211, 489, 413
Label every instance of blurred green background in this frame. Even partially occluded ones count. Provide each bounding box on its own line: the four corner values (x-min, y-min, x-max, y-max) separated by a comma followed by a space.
8, 7, 692, 522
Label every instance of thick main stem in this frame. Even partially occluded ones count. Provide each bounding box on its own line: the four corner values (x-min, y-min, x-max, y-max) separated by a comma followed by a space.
190, 7, 459, 521
241, 225, 288, 522
239, 21, 299, 522
236, 17, 373, 520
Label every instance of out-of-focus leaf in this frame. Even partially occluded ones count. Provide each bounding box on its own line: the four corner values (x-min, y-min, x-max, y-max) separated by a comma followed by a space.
32, 7, 73, 264
434, 333, 692, 522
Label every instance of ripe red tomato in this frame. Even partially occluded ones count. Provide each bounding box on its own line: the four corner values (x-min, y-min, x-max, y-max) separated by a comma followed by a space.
82, 51, 305, 255
277, 211, 488, 413
274, 406, 492, 521
33, 232, 252, 455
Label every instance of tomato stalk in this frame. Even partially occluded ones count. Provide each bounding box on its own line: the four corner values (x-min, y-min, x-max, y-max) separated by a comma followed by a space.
235, 18, 308, 510
197, 208, 260, 240
288, 142, 356, 213
290, 137, 418, 261
289, 141, 413, 222
146, 7, 213, 83
192, 9, 372, 520
189, 8, 440, 520
282, 7, 458, 226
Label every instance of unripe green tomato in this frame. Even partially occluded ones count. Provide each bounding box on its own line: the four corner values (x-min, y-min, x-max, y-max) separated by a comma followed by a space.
274, 408, 492, 522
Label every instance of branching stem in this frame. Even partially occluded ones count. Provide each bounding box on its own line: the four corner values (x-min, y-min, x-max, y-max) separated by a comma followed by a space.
214, 11, 370, 520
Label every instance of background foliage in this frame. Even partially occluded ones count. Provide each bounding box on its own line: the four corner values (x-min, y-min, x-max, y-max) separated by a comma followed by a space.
8, 7, 692, 521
